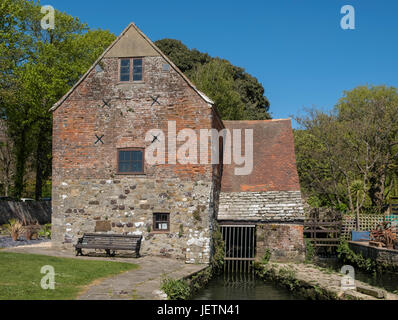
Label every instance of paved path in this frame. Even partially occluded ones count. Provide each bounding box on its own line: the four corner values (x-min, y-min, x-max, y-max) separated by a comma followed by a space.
3, 243, 207, 300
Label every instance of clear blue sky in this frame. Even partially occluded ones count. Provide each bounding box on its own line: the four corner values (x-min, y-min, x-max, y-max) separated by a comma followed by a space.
47, 0, 398, 126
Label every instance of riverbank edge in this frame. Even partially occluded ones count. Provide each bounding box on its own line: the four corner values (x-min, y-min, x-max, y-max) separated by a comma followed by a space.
254, 261, 398, 300
160, 265, 213, 300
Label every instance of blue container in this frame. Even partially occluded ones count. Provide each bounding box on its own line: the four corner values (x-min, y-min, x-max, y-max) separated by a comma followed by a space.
351, 231, 370, 242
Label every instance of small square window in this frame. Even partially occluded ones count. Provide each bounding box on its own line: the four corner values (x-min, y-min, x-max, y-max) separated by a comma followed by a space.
153, 213, 170, 232
117, 148, 144, 174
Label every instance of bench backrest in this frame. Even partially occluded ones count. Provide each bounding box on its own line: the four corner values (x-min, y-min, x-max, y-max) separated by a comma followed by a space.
81, 233, 142, 247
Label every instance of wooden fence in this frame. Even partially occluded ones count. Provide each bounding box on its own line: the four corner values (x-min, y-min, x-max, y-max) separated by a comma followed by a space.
304, 207, 398, 246
0, 201, 51, 225
341, 214, 398, 240
304, 218, 341, 248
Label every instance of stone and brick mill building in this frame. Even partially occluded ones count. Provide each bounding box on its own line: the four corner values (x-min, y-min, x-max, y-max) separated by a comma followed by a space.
50, 23, 305, 264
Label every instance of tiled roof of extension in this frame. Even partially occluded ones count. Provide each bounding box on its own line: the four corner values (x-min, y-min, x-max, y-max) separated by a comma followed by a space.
221, 119, 301, 193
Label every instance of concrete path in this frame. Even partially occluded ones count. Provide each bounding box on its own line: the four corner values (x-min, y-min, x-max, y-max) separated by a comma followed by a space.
3, 242, 207, 300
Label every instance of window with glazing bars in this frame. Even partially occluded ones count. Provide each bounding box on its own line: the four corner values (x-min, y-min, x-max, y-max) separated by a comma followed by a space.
153, 213, 170, 231
117, 149, 144, 174
120, 59, 131, 82
133, 58, 143, 81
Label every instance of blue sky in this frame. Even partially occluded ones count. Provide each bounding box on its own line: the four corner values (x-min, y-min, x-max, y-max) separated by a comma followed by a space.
47, 0, 398, 127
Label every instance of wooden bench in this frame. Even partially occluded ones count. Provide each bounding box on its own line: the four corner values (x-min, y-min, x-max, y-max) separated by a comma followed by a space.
74, 233, 142, 257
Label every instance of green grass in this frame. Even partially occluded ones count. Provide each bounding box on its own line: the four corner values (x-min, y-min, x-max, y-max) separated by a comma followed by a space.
0, 252, 138, 300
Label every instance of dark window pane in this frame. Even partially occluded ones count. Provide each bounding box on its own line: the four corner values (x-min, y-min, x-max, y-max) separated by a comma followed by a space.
119, 162, 129, 173
133, 59, 142, 67
121, 59, 130, 67
133, 73, 142, 81
132, 161, 143, 173
120, 74, 130, 82
132, 151, 142, 161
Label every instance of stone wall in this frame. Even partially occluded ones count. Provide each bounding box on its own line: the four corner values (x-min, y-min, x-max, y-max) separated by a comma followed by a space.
349, 241, 398, 268
52, 178, 213, 263
52, 54, 222, 264
218, 191, 304, 222
256, 223, 305, 262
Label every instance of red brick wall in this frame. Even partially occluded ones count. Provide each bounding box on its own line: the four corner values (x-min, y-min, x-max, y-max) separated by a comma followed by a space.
52, 56, 219, 185
256, 223, 305, 262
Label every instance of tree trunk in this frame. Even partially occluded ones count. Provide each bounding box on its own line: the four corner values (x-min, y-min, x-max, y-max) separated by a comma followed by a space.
14, 128, 27, 199
356, 192, 360, 231
34, 127, 44, 201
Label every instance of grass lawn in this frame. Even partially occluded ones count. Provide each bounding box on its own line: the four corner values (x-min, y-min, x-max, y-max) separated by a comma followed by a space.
0, 252, 138, 300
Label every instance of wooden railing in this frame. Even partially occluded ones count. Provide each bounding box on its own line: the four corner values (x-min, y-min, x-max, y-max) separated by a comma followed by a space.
304, 218, 341, 248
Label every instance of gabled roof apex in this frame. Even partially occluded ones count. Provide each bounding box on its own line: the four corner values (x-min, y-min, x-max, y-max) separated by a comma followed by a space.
50, 22, 213, 112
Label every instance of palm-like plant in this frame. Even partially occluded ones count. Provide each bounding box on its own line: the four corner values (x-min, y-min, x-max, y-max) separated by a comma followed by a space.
4, 219, 23, 241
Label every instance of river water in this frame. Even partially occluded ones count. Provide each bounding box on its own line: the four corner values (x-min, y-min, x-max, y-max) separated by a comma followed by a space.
193, 273, 303, 300
193, 258, 398, 300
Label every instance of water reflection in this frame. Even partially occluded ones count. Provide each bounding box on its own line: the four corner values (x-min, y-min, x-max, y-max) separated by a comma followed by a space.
193, 273, 303, 300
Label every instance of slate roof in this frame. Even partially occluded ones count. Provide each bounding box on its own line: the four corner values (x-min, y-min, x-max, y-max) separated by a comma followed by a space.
221, 119, 301, 193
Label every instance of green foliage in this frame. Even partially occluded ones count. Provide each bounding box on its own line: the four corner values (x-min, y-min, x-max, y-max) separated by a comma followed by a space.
155, 39, 271, 121
189, 60, 244, 120
189, 267, 212, 295
337, 240, 376, 273
0, 0, 116, 199
261, 249, 271, 264
278, 267, 300, 291
161, 277, 191, 300
305, 238, 315, 263
210, 225, 225, 273
178, 224, 184, 238
295, 85, 398, 215
38, 223, 51, 239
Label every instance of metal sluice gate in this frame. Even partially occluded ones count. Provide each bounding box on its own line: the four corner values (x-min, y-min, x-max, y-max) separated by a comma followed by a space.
220, 225, 256, 273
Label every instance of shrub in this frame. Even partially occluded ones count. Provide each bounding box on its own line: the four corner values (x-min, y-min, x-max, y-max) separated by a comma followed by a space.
38, 224, 51, 239
261, 249, 271, 264
210, 226, 224, 273
337, 240, 376, 273
4, 219, 23, 241
305, 238, 315, 263
161, 277, 191, 300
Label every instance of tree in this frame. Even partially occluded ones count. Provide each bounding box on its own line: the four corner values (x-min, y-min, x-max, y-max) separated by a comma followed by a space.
295, 85, 398, 217
0, 0, 116, 199
155, 39, 271, 120
0, 120, 14, 196
189, 60, 245, 120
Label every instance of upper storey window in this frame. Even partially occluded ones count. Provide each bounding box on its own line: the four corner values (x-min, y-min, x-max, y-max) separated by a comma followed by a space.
119, 58, 143, 82
133, 59, 143, 81
120, 59, 130, 81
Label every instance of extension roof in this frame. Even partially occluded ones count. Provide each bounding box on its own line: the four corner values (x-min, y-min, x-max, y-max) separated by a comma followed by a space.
221, 119, 301, 192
